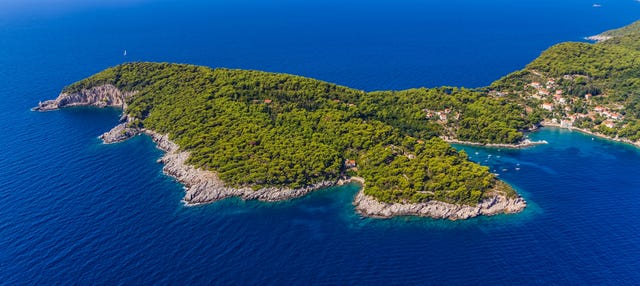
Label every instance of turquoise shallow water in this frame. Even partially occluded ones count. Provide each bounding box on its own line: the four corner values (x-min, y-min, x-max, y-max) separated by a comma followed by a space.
1, 0, 640, 284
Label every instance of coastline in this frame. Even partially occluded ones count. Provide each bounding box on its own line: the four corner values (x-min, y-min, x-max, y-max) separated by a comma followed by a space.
348, 173, 525, 220
35, 84, 528, 219
541, 121, 640, 149
442, 137, 547, 149
144, 129, 338, 206
143, 131, 527, 219
353, 187, 526, 220
33, 85, 338, 206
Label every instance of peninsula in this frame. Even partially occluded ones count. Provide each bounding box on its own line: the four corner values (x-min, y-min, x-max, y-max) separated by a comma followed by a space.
35, 20, 640, 219
34, 64, 527, 220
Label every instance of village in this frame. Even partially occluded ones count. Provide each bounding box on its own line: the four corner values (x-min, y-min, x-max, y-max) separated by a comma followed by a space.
526, 76, 625, 129
423, 108, 460, 122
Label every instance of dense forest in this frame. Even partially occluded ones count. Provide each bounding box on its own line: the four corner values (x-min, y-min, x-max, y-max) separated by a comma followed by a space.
361, 88, 533, 144
63, 62, 524, 205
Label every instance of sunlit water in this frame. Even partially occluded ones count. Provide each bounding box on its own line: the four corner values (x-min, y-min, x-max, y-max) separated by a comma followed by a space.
1, 0, 639, 284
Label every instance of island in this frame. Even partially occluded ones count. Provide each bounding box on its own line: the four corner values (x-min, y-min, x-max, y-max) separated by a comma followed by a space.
34, 20, 640, 219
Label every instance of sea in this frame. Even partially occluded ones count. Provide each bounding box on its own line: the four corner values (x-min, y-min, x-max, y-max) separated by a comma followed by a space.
1, 0, 639, 284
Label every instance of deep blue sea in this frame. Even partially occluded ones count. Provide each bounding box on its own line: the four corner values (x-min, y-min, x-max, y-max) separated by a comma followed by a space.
1, 0, 640, 284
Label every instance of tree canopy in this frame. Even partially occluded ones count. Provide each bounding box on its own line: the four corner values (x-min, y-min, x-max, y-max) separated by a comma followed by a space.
65, 62, 522, 205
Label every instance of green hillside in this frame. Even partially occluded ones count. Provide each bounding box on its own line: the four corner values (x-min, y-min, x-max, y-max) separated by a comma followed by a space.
491, 20, 640, 141
65, 62, 519, 205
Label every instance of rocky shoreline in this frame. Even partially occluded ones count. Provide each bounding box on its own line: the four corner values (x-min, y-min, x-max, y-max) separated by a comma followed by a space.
353, 184, 526, 220
116, 128, 528, 219
98, 121, 341, 205
34, 84, 528, 219
100, 121, 140, 143
144, 130, 337, 205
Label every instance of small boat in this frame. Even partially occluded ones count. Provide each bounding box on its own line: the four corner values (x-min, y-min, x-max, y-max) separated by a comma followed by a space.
515, 167, 521, 171
592, 3, 601, 7
123, 49, 127, 56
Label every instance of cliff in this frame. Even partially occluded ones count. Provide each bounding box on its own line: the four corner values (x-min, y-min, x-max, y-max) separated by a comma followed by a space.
33, 84, 136, 111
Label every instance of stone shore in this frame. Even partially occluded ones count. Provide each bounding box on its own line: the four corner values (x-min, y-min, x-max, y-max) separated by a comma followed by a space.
353, 190, 526, 220
144, 130, 336, 205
